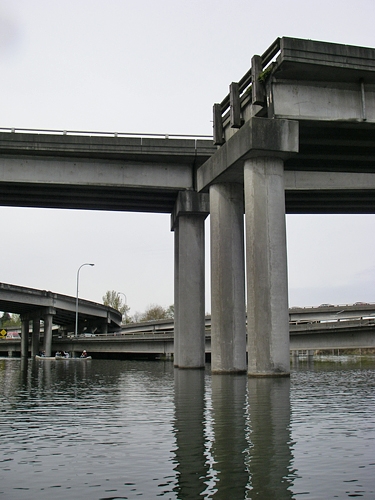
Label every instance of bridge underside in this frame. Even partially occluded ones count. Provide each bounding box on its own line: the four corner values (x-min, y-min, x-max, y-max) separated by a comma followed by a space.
285, 121, 375, 213
0, 182, 180, 213
0, 134, 216, 213
1, 120, 375, 215
0, 283, 121, 330
286, 190, 375, 214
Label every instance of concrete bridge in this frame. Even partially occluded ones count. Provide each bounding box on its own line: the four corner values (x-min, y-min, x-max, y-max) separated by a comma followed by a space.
2, 303, 375, 358
1, 37, 375, 375
0, 282, 122, 357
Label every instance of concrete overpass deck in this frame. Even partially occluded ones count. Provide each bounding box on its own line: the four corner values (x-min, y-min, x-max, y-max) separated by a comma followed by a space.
199, 37, 375, 214
0, 131, 216, 213
2, 311, 375, 358
0, 282, 122, 332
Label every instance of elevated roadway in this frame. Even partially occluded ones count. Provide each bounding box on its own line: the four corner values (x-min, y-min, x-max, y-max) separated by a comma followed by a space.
1, 304, 374, 357
0, 131, 216, 213
0, 282, 122, 357
0, 282, 121, 329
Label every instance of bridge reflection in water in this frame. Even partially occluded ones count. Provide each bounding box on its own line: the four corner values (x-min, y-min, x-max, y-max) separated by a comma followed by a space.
2, 357, 374, 498
173, 369, 294, 499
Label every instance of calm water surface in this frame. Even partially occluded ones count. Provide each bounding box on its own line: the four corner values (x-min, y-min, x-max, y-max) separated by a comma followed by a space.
0, 356, 374, 499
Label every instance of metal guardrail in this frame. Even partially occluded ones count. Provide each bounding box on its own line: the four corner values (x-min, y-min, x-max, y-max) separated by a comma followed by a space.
0, 127, 213, 140
289, 302, 375, 309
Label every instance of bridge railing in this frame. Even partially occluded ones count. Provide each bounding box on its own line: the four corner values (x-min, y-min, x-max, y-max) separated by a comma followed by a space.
0, 127, 212, 141
213, 37, 281, 145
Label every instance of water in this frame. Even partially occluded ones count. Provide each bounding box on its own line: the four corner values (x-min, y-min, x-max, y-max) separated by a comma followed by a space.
0, 356, 374, 499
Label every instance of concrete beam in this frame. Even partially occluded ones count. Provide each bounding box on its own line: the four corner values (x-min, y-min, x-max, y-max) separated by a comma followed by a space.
0, 132, 215, 163
0, 156, 193, 191
170, 191, 209, 230
284, 170, 375, 190
272, 82, 375, 123
197, 118, 298, 191
277, 37, 375, 81
0, 133, 216, 212
290, 330, 375, 350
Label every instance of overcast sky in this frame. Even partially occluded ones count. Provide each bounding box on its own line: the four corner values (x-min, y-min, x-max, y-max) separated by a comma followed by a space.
1, 0, 375, 316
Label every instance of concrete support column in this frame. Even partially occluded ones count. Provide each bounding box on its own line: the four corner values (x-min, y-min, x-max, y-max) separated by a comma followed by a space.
21, 319, 29, 357
102, 320, 108, 335
43, 314, 53, 357
244, 157, 290, 376
31, 318, 40, 357
173, 223, 180, 367
209, 183, 246, 373
177, 214, 206, 368
171, 191, 209, 369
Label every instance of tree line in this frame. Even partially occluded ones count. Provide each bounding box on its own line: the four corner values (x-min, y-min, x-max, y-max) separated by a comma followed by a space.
102, 290, 174, 323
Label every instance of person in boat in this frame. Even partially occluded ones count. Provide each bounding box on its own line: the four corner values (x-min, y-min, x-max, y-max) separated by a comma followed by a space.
39, 350, 46, 357
63, 351, 69, 358
80, 350, 88, 358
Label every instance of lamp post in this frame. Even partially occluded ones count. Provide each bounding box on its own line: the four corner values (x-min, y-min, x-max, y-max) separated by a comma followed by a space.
119, 292, 127, 323
75, 263, 95, 338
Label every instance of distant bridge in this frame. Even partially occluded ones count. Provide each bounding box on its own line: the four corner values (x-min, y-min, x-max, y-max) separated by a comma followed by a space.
0, 282, 122, 357
1, 304, 375, 358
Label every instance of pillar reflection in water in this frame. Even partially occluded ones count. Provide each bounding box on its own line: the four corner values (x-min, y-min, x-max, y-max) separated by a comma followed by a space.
20, 355, 28, 385
173, 369, 208, 498
247, 377, 295, 499
210, 374, 248, 499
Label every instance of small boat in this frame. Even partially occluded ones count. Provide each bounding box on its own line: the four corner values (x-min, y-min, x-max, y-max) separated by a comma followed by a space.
56, 355, 92, 360
35, 355, 92, 360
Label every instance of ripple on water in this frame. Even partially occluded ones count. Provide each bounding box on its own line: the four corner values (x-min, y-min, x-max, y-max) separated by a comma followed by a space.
0, 357, 375, 499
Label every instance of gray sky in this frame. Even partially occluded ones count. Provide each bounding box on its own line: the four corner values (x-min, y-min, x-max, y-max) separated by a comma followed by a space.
1, 0, 375, 315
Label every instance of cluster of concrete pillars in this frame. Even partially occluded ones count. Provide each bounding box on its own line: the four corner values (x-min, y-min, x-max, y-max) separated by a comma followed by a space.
20, 307, 56, 357
172, 153, 291, 377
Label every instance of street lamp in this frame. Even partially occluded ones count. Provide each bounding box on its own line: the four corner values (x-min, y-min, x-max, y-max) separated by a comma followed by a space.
75, 263, 95, 338
119, 292, 127, 323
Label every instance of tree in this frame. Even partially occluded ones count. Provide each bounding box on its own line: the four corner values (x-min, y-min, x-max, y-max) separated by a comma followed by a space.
102, 290, 130, 322
0, 312, 11, 327
0, 312, 21, 328
138, 303, 174, 322
165, 304, 174, 319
